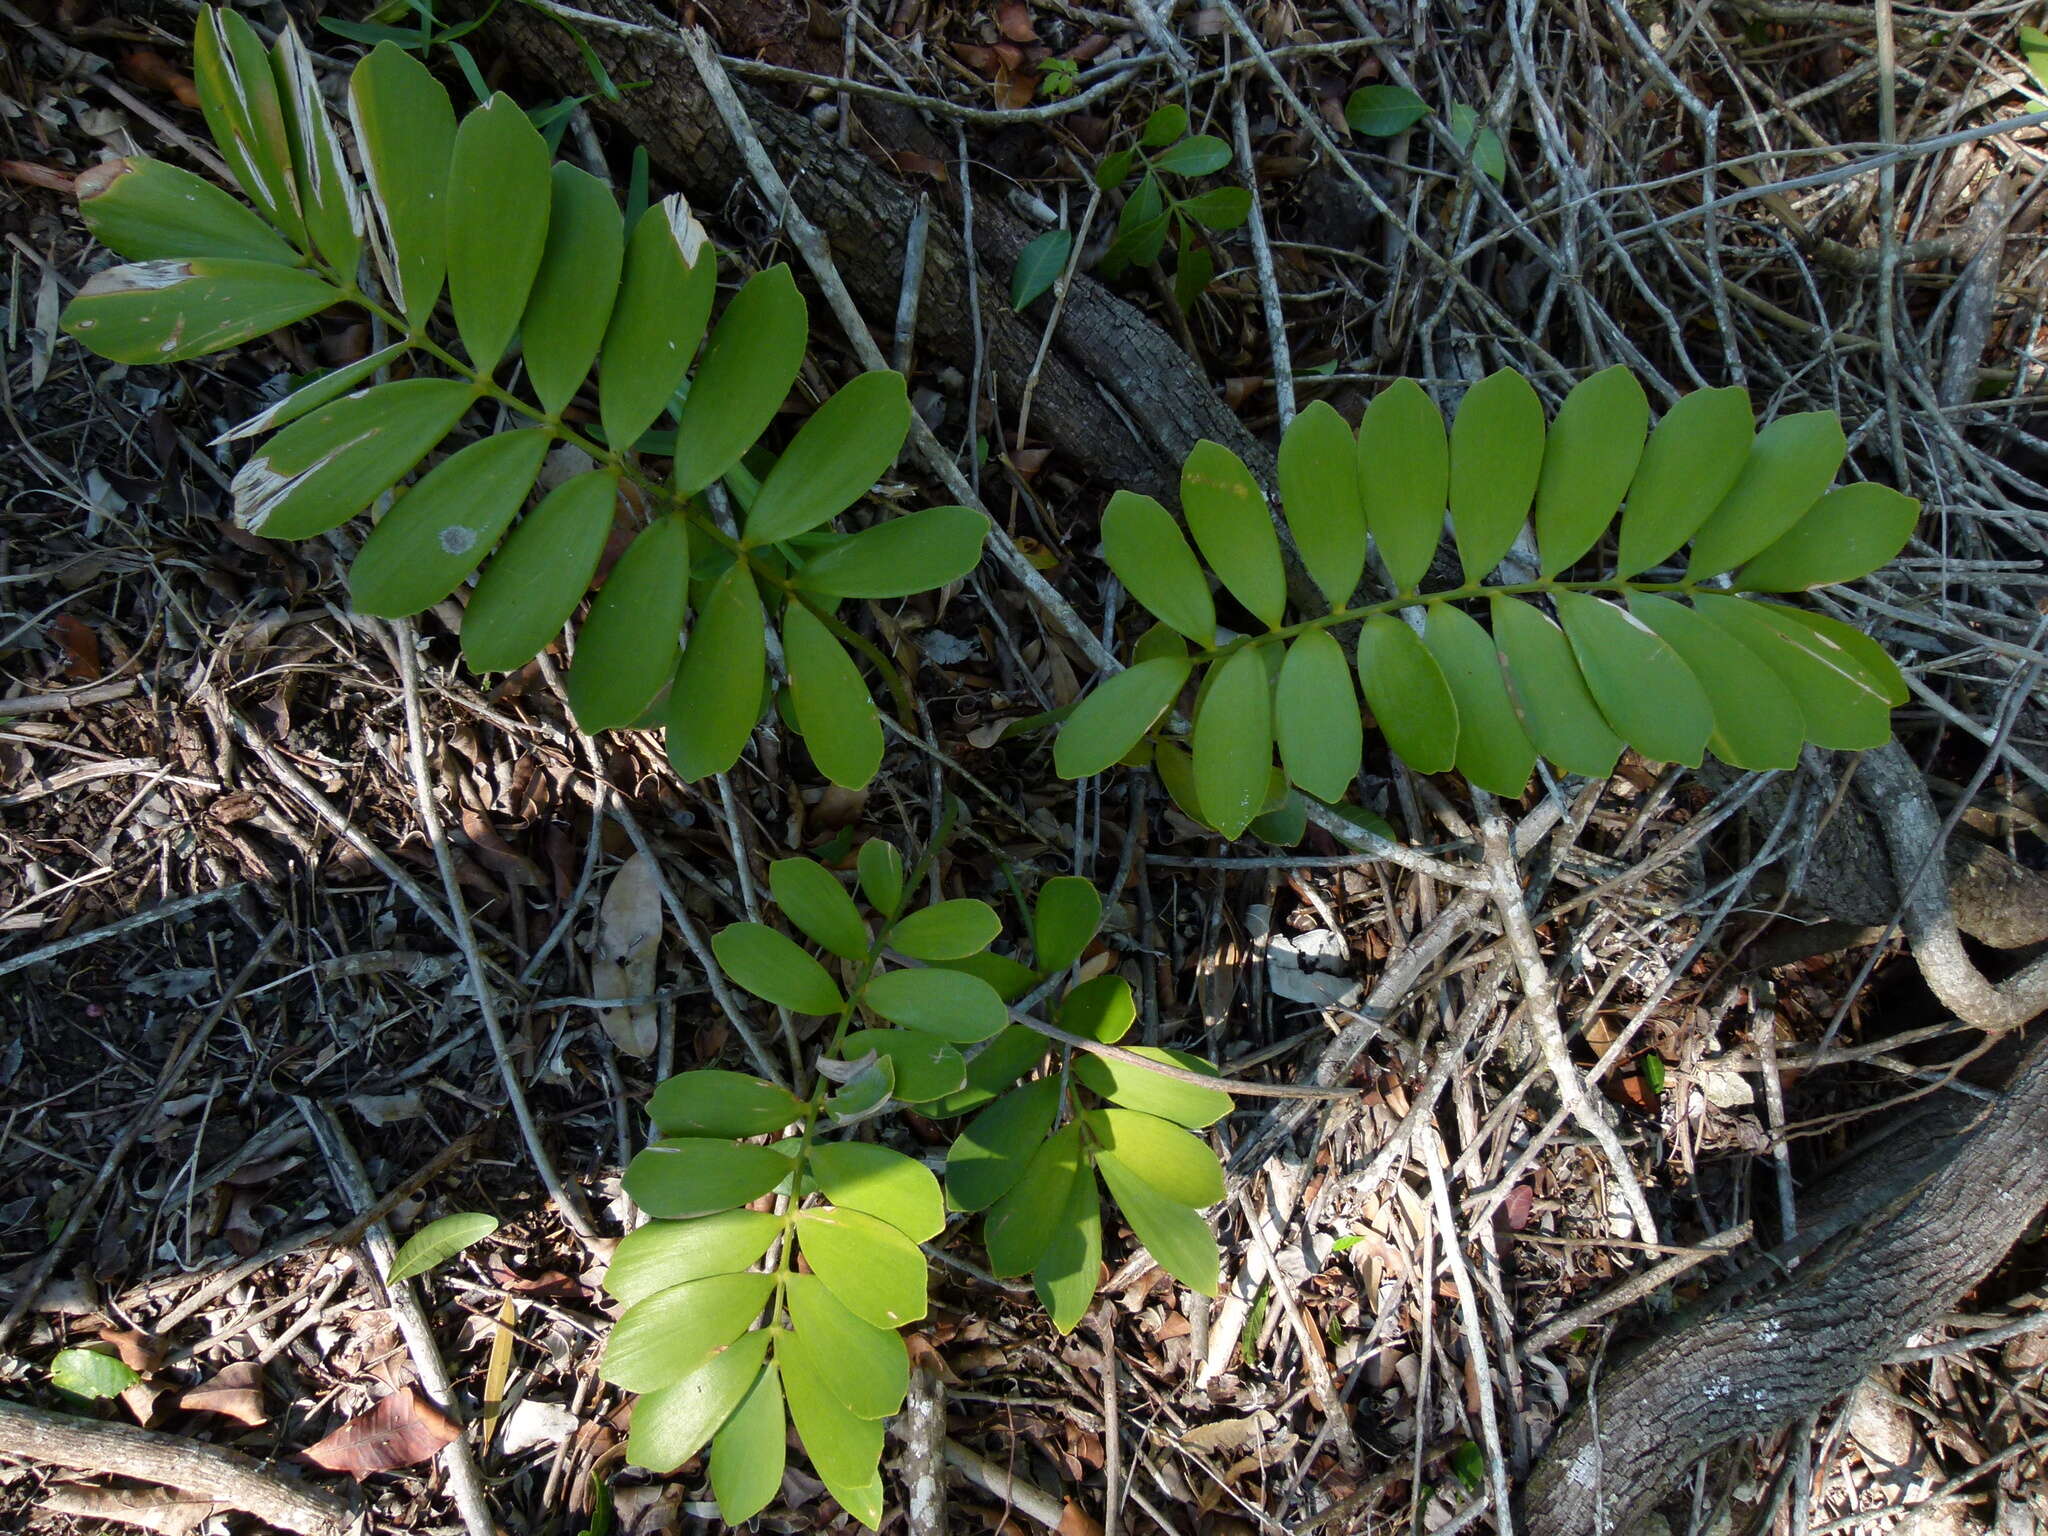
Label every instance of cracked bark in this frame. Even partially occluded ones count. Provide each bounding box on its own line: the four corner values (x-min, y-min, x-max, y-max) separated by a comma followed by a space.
479, 0, 1272, 503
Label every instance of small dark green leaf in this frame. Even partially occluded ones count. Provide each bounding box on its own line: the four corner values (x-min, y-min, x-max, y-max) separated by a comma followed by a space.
923, 1025, 1047, 1118
1193, 643, 1274, 840
602, 1210, 783, 1307
1357, 379, 1447, 591
1054, 657, 1192, 779
601, 194, 716, 450
1449, 368, 1544, 583
863, 967, 1007, 1042
1153, 134, 1231, 175
793, 506, 990, 598
1490, 595, 1622, 779
462, 469, 618, 672
624, 1138, 794, 1220
1279, 400, 1366, 610
1685, 411, 1845, 577
1420, 603, 1534, 796
1357, 613, 1459, 776
1095, 1148, 1219, 1295
1534, 365, 1649, 576
1182, 440, 1284, 629
522, 164, 624, 416
650, 1070, 804, 1139
62, 259, 340, 365
984, 1122, 1082, 1277
1180, 186, 1251, 230
1172, 242, 1215, 310
770, 858, 868, 960
1011, 229, 1072, 310
809, 1142, 944, 1241
601, 1271, 773, 1391
446, 93, 551, 372
1735, 482, 1919, 592
672, 264, 807, 494
1094, 148, 1135, 190
565, 513, 689, 732
1032, 877, 1101, 974
1627, 594, 1804, 771
387, 1211, 498, 1285
891, 900, 1000, 961
795, 1206, 927, 1328
351, 429, 548, 618
1140, 105, 1188, 146
665, 562, 766, 782
1616, 386, 1752, 577
780, 601, 883, 790
1553, 592, 1712, 766
1274, 628, 1362, 804
215, 342, 410, 443
712, 921, 844, 1014
745, 372, 909, 545
948, 1076, 1061, 1211
858, 838, 905, 918
1345, 84, 1429, 137
1448, 104, 1506, 183
1101, 492, 1216, 643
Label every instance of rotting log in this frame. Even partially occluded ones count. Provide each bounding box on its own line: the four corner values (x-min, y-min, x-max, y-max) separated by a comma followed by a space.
478, 0, 1272, 503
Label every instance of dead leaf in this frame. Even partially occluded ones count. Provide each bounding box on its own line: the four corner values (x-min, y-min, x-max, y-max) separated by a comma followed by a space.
95, 1329, 163, 1374
49, 614, 102, 682
300, 1387, 460, 1479
461, 808, 543, 888
996, 0, 1038, 42
181, 1361, 268, 1427
591, 851, 663, 1058
118, 50, 201, 108
1058, 1499, 1104, 1536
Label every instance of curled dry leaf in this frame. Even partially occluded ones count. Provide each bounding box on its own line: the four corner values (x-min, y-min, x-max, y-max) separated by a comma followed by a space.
95, 1328, 164, 1375
181, 1360, 269, 1427
996, 0, 1039, 43
592, 849, 663, 1058
301, 1386, 460, 1479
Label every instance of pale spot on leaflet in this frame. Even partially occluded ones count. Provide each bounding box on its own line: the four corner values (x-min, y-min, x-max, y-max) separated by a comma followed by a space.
439, 526, 477, 555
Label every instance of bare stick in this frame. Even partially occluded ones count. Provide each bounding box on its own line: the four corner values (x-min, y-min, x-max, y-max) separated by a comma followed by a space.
1519, 1223, 1754, 1358
1422, 1134, 1513, 1535
0, 884, 245, 983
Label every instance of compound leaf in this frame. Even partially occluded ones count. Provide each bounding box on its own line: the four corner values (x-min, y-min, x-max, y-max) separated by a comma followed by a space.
650, 1070, 804, 1139
386, 1211, 498, 1285
793, 506, 990, 598
1420, 603, 1534, 796
795, 1206, 927, 1329
1279, 400, 1367, 610
1084, 1108, 1222, 1207
948, 1076, 1061, 1211
1071, 1046, 1231, 1128
1095, 1149, 1219, 1295
1054, 657, 1191, 780
770, 858, 868, 960
1034, 1154, 1103, 1332
602, 1210, 783, 1307
1690, 595, 1893, 747
984, 1122, 1082, 1277
1491, 595, 1622, 779
776, 1329, 885, 1528
1736, 482, 1919, 592
1345, 84, 1429, 137
709, 1358, 784, 1523
192, 7, 299, 242
347, 41, 457, 328
62, 258, 340, 365
75, 156, 297, 265
1032, 876, 1102, 974
837, 1030, 965, 1104
1192, 643, 1274, 839
1010, 228, 1072, 310
784, 1271, 909, 1419
808, 1142, 944, 1242
627, 1328, 769, 1473
891, 900, 1000, 962
602, 194, 716, 450
274, 24, 361, 276
863, 967, 1007, 1043
624, 1138, 794, 1220
1627, 594, 1803, 771
1686, 410, 1845, 577
602, 1271, 774, 1392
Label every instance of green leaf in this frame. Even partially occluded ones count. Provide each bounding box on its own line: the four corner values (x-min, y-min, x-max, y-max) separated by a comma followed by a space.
1034, 1155, 1103, 1332
781, 601, 883, 789
602, 1271, 774, 1391
776, 1329, 886, 1528
770, 858, 868, 960
192, 8, 300, 242
1357, 613, 1458, 775
1180, 187, 1251, 230
1420, 603, 1533, 796
1449, 104, 1507, 183
808, 1142, 944, 1242
627, 1329, 769, 1472
1033, 877, 1101, 974
858, 838, 905, 918
386, 1211, 499, 1284
651, 1070, 804, 1139
1357, 378, 1447, 591
1279, 400, 1366, 610
1060, 974, 1136, 1043
1490, 596, 1622, 779
1615, 386, 1752, 577
784, 1272, 909, 1418
1760, 603, 1907, 704
1153, 134, 1231, 175
1172, 242, 1214, 311
863, 966, 1007, 1042
948, 1076, 1062, 1210
924, 1024, 1047, 1117
601, 194, 716, 448
229, 377, 474, 540
794, 506, 990, 598
746, 372, 909, 544
795, 1206, 927, 1328
2024, 24, 2048, 93
1011, 229, 1072, 310
1553, 592, 1711, 766
1182, 440, 1284, 630
1193, 644, 1274, 840
1534, 365, 1648, 577
713, 922, 845, 1014
565, 513, 690, 731
50, 1347, 139, 1401
1345, 84, 1429, 137
838, 1030, 965, 1103
522, 164, 625, 416
350, 429, 548, 617
1275, 628, 1361, 803
891, 899, 1000, 962
824, 1057, 895, 1124
1054, 657, 1191, 779
446, 93, 552, 372
602, 1210, 783, 1307
273, 24, 361, 276
61, 259, 340, 365
1071, 1046, 1231, 1128
1141, 105, 1188, 146
1095, 148, 1135, 190
1685, 411, 1845, 576
1690, 595, 1893, 747
75, 156, 297, 265
984, 1122, 1082, 1276
1736, 482, 1919, 592
1083, 1108, 1222, 1207
1627, 594, 1803, 771
665, 562, 766, 781
709, 1358, 785, 1522
462, 469, 618, 672
1449, 368, 1544, 583
215, 342, 412, 443
624, 1138, 795, 1220
1100, 491, 1215, 645
347, 41, 458, 328
673, 264, 808, 494
1450, 1441, 1486, 1492
1095, 1149, 1220, 1295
